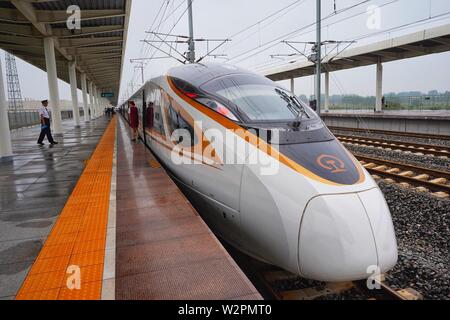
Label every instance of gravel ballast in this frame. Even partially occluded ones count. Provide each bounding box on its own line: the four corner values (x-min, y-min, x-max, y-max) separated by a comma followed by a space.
332, 129, 450, 147
345, 143, 449, 172
379, 181, 450, 300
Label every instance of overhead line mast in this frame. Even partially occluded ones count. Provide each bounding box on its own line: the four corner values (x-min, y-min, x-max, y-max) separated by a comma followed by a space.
187, 0, 195, 63
315, 0, 321, 116
139, 0, 229, 65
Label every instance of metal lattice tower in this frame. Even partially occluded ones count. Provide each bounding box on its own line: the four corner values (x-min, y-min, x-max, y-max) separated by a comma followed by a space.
5, 52, 24, 110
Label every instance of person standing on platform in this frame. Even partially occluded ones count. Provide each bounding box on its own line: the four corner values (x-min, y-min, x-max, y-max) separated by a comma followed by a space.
37, 100, 58, 146
129, 101, 139, 142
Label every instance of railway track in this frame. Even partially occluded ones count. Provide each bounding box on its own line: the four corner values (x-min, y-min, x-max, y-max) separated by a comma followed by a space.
338, 134, 450, 158
222, 247, 422, 301
329, 126, 450, 142
354, 154, 450, 198
253, 263, 422, 300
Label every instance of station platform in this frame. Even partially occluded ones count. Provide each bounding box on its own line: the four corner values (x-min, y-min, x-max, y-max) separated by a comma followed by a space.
0, 117, 110, 299
1, 115, 261, 300
321, 110, 450, 135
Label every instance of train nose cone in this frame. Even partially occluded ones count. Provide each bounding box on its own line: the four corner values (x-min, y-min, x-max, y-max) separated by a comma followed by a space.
298, 188, 397, 282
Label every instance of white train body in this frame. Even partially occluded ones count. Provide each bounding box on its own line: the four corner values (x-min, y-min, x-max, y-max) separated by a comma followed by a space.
121, 63, 398, 282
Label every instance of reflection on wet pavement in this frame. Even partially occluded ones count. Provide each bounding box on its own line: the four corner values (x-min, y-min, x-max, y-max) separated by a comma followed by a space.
0, 117, 110, 298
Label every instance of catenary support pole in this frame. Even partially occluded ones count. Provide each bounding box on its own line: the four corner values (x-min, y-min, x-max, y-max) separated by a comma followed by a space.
324, 71, 330, 112
187, 0, 195, 63
315, 0, 322, 116
376, 60, 383, 112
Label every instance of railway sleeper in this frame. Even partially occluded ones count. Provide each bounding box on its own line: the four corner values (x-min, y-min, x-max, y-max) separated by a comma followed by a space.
279, 282, 354, 300
433, 192, 450, 198
429, 177, 447, 184
399, 171, 415, 177
413, 174, 430, 181
415, 186, 429, 193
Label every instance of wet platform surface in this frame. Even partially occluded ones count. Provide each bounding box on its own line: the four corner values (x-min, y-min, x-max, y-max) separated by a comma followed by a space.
1, 115, 261, 300
0, 118, 111, 299
115, 117, 261, 300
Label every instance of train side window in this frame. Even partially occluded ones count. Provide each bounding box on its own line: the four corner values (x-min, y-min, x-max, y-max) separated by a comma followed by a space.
146, 102, 154, 128
152, 90, 165, 135
166, 104, 196, 147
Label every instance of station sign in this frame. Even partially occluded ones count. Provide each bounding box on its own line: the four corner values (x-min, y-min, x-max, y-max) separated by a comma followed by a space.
101, 92, 114, 98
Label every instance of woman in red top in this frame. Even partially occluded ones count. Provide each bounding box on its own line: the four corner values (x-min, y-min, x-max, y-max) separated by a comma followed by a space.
128, 101, 139, 141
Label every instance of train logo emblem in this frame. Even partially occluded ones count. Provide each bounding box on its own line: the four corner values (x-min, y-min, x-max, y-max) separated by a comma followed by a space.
316, 154, 347, 174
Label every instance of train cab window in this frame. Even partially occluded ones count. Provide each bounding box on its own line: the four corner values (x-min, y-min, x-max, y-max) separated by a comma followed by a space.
201, 74, 315, 121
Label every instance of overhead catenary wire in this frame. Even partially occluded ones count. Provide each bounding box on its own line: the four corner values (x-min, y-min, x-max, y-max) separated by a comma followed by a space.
269, 9, 450, 110
249, 0, 402, 71
227, 0, 373, 64
128, 0, 191, 95
129, 0, 172, 93
223, 0, 310, 52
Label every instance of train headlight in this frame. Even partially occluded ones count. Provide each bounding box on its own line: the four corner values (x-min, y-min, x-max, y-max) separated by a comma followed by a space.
196, 98, 239, 121
170, 76, 239, 121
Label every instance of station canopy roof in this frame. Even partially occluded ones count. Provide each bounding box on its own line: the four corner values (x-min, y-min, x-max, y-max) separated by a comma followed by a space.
0, 0, 132, 105
264, 23, 450, 82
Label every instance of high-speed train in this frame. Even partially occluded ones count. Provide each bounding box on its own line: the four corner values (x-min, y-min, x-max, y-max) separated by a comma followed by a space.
119, 63, 398, 282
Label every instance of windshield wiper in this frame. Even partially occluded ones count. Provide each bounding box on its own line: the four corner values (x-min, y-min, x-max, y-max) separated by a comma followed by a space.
275, 89, 300, 116
275, 89, 309, 130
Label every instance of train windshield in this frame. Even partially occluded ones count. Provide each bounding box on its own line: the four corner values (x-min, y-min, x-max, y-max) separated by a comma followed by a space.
201, 74, 315, 122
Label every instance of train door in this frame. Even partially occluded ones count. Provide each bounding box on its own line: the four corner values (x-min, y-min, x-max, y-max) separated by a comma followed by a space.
161, 92, 242, 245
135, 91, 144, 139
145, 86, 171, 161
141, 89, 147, 145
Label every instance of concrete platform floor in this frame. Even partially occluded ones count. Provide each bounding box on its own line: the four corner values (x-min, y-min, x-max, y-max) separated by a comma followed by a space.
0, 117, 111, 299
114, 117, 261, 300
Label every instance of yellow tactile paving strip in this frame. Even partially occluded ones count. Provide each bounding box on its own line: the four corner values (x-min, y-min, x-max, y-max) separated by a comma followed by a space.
16, 118, 116, 300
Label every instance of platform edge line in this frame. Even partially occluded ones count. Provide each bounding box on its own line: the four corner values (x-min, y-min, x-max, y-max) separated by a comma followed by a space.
101, 118, 117, 300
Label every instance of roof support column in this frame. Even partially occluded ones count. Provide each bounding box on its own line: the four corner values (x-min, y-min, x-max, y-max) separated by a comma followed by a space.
98, 92, 102, 117
290, 77, 295, 94
100, 98, 105, 115
94, 86, 99, 118
43, 37, 63, 135
80, 73, 89, 123
68, 61, 80, 128
376, 60, 383, 113
0, 58, 12, 159
97, 91, 101, 117
324, 71, 330, 112
88, 81, 94, 120
92, 85, 96, 118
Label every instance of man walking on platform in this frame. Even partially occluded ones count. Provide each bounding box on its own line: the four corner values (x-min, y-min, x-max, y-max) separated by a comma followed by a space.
37, 100, 58, 146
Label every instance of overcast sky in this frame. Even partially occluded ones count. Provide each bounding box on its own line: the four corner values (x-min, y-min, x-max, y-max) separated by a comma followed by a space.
1, 0, 450, 103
